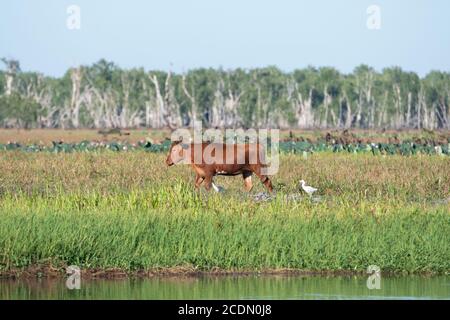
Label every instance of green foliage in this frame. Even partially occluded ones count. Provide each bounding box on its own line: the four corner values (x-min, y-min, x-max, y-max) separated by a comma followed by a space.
0, 93, 42, 128
0, 71, 5, 95
1, 60, 449, 129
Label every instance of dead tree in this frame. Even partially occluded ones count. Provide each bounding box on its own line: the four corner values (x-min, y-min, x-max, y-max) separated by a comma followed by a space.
1, 58, 20, 96
182, 74, 198, 128
69, 66, 83, 128
149, 71, 180, 129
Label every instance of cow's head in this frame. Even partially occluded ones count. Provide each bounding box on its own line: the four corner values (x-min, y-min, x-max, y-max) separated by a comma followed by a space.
166, 140, 186, 166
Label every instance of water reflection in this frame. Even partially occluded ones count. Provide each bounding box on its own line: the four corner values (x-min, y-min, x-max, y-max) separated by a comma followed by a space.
0, 275, 448, 300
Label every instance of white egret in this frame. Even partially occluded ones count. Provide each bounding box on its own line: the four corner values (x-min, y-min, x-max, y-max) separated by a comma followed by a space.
299, 179, 318, 196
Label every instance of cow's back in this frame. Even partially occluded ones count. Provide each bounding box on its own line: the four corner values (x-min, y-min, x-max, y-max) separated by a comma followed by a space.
187, 142, 265, 170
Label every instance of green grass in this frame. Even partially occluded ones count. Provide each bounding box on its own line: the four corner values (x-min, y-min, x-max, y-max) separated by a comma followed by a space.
0, 187, 448, 274
0, 152, 449, 275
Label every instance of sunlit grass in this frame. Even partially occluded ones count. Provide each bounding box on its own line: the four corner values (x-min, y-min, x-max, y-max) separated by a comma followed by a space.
0, 152, 448, 274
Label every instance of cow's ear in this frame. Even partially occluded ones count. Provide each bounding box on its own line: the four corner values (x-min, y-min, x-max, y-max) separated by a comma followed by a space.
181, 143, 189, 150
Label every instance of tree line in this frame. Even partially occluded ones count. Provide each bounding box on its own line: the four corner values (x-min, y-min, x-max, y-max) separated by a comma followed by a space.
0, 58, 449, 129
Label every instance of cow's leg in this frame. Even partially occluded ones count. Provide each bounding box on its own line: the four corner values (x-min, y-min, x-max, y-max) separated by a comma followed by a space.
242, 171, 253, 192
251, 167, 273, 193
194, 174, 204, 189
262, 176, 273, 193
203, 174, 213, 191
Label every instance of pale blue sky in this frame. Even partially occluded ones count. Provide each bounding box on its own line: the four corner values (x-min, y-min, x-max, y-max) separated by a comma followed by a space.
0, 0, 449, 77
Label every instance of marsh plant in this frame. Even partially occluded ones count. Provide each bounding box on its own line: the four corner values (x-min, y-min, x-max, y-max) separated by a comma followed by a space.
0, 152, 448, 275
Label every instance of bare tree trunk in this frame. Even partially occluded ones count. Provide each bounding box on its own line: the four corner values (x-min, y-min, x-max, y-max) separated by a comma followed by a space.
417, 88, 423, 129
393, 84, 402, 129
70, 67, 82, 128
21, 74, 57, 128
150, 74, 163, 128
343, 92, 353, 128
330, 109, 338, 127
256, 85, 261, 127
377, 92, 388, 128
354, 94, 363, 128
182, 74, 198, 128
295, 88, 314, 129
5, 74, 13, 96
1, 58, 20, 96
423, 101, 429, 129
436, 98, 448, 129
321, 86, 331, 129
120, 73, 130, 128
149, 72, 179, 129
211, 82, 222, 128
263, 91, 272, 128
142, 80, 156, 128
84, 84, 110, 128
406, 91, 412, 128
225, 88, 243, 128
366, 83, 374, 129
163, 71, 181, 129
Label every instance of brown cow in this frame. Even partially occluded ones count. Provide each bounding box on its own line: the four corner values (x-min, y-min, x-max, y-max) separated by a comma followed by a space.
166, 141, 273, 192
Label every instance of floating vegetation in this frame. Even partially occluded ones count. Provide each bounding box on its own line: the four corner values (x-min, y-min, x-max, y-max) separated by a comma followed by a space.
1, 139, 449, 156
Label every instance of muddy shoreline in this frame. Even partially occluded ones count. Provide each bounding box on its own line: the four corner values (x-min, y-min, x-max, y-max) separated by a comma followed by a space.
0, 264, 441, 280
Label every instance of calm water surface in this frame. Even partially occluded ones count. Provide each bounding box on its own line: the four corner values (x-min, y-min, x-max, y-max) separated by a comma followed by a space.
0, 275, 448, 300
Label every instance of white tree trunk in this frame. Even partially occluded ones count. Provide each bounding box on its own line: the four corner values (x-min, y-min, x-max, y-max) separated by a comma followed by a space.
182, 75, 198, 129
70, 67, 82, 128
295, 88, 314, 128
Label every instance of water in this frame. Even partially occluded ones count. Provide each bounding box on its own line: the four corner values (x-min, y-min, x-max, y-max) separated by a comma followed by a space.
1, 275, 448, 300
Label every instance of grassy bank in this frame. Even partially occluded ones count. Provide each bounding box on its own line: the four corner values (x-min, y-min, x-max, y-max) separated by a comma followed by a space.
0, 191, 448, 275
0, 152, 449, 276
